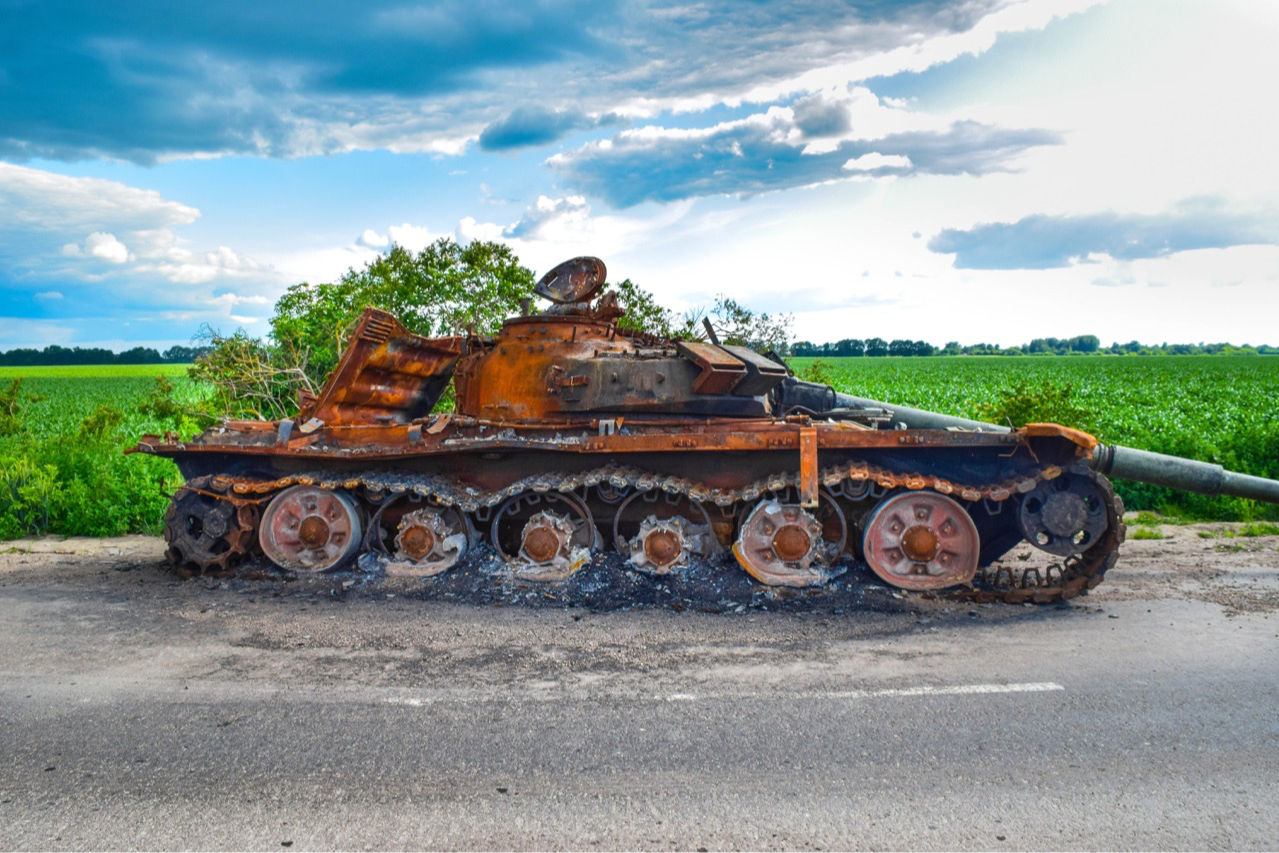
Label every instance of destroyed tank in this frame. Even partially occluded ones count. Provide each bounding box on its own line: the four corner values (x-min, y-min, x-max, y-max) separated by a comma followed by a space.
132, 257, 1279, 604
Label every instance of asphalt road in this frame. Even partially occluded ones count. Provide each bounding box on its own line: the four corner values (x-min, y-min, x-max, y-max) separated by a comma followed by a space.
1, 536, 1277, 851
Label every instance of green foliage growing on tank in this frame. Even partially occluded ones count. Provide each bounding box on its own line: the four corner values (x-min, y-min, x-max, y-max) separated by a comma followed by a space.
610, 278, 689, 339
975, 380, 1094, 434
187, 329, 313, 422
271, 239, 535, 381
707, 296, 793, 356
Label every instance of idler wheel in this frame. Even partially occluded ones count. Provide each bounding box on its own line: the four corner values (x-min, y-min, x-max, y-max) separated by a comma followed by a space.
490, 490, 600, 582
1018, 469, 1110, 556
384, 508, 470, 577
733, 498, 842, 588
259, 485, 362, 572
862, 491, 979, 591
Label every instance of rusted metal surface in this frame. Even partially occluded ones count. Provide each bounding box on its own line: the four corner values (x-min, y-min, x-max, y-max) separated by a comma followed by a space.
677, 341, 749, 395
135, 419, 1043, 461
799, 424, 818, 507
259, 484, 361, 571
299, 309, 462, 427
533, 256, 608, 305
862, 491, 980, 591
490, 491, 599, 582
384, 508, 469, 577
163, 475, 258, 575
614, 490, 717, 574
720, 344, 790, 396
1021, 422, 1099, 451
132, 253, 1279, 605
732, 499, 837, 588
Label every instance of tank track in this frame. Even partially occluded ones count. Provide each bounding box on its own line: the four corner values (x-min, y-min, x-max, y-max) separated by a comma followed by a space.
173, 459, 1125, 604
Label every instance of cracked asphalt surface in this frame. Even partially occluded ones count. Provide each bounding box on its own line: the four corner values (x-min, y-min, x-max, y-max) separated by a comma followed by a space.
1, 523, 1277, 851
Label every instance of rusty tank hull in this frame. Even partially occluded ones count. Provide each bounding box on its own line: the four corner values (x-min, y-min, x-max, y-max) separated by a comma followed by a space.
132, 257, 1278, 604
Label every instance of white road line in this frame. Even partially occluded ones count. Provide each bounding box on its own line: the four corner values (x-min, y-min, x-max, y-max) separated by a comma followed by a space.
385, 682, 1065, 707
822, 682, 1065, 700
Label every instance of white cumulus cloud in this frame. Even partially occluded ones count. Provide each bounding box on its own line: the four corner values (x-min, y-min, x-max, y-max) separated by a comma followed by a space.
386, 223, 434, 252
84, 232, 130, 264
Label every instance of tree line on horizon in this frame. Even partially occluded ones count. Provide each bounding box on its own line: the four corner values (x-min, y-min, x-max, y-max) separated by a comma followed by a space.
4, 329, 1274, 368
4, 327, 1273, 368
792, 335, 1278, 358
0, 344, 214, 367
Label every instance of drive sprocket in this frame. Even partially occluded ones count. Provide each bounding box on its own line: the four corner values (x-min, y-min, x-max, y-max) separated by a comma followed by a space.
163, 475, 259, 576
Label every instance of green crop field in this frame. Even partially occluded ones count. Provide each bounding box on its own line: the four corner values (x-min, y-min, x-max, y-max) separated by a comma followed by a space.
1, 356, 1276, 541
0, 364, 190, 379
0, 364, 199, 539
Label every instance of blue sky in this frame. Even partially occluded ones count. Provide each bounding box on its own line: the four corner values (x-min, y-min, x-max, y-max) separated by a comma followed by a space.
2, 0, 1277, 350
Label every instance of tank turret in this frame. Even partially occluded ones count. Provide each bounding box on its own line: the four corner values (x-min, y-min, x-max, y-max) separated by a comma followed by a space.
132, 255, 1279, 604
453, 257, 789, 420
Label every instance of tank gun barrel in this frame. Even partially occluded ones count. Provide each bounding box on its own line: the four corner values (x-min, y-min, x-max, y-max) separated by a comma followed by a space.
1087, 444, 1279, 505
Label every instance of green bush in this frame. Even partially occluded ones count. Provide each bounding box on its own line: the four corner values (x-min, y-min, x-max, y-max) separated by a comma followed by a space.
975, 380, 1094, 434
0, 457, 58, 539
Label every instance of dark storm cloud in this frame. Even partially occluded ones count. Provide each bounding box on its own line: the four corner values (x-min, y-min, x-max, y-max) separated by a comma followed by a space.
792, 96, 853, 137
479, 108, 625, 152
550, 119, 1060, 208
0, 0, 1007, 163
927, 201, 1279, 269
0, 0, 618, 162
